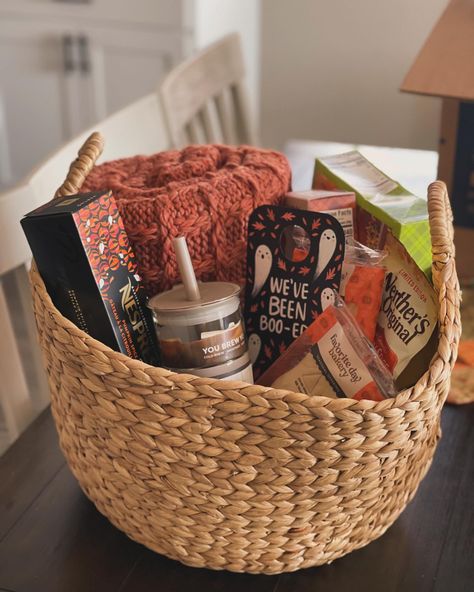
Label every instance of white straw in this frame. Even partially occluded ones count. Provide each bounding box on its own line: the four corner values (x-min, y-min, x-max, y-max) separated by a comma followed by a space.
173, 236, 201, 301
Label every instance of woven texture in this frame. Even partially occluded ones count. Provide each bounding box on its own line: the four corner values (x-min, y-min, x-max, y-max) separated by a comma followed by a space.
81, 144, 291, 295
29, 134, 461, 574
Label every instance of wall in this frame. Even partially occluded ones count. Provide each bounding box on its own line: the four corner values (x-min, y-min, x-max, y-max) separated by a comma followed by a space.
194, 0, 261, 129
260, 0, 448, 150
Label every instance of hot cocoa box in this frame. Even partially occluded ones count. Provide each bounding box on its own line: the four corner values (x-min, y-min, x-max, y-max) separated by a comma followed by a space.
21, 191, 159, 365
284, 189, 356, 240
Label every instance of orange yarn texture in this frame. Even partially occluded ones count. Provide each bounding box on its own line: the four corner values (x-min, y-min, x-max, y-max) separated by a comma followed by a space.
82, 144, 291, 295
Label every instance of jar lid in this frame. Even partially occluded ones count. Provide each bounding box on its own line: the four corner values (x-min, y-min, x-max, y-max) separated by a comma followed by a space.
148, 281, 241, 313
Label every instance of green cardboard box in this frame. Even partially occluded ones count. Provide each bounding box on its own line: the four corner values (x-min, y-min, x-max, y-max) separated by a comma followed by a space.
312, 151, 432, 280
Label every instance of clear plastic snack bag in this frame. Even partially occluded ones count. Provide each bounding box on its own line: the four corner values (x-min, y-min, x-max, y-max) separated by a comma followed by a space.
340, 239, 386, 342
258, 293, 397, 401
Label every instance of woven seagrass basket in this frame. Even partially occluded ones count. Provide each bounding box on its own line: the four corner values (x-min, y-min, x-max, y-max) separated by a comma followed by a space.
29, 133, 461, 574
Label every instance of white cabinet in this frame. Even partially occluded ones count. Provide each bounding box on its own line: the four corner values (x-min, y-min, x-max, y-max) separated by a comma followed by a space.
0, 1, 193, 188
0, 0, 260, 190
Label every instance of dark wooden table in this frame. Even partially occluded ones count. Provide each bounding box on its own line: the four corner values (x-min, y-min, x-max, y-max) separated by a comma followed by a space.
0, 405, 472, 592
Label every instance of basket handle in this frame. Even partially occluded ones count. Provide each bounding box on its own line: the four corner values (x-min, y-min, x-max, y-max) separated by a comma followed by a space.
54, 132, 104, 199
427, 180, 460, 377
427, 181, 457, 293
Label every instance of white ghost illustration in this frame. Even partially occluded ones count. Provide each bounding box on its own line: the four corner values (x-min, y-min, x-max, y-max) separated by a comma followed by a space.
320, 287, 335, 311
251, 245, 272, 298
248, 333, 262, 365
315, 229, 337, 279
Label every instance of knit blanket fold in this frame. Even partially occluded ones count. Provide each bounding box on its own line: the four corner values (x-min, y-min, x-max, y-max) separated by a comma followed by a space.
83, 144, 291, 296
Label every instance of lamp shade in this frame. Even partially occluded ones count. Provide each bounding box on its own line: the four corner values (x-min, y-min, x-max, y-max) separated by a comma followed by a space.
401, 0, 474, 101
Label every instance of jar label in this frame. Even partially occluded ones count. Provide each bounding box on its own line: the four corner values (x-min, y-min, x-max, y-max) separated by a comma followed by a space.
159, 321, 247, 369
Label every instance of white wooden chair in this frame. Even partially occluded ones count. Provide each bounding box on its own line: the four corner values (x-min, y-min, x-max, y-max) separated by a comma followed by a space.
0, 92, 170, 450
159, 33, 258, 148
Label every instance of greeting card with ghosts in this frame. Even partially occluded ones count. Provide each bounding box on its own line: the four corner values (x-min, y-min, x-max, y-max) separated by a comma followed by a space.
244, 205, 345, 378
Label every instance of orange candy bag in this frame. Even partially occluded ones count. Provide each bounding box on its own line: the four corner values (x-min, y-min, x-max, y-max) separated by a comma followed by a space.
339, 240, 386, 342
258, 294, 397, 401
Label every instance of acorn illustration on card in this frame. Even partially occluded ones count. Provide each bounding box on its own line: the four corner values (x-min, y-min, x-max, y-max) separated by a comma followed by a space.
244, 205, 345, 378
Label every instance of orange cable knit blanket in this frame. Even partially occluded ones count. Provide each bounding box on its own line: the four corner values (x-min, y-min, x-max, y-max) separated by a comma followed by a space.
83, 144, 291, 295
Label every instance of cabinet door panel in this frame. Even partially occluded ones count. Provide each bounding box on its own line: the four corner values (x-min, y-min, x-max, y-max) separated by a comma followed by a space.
0, 32, 65, 184
0, 22, 78, 186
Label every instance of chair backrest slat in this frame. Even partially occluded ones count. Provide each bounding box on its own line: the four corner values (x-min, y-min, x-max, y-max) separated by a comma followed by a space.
186, 118, 202, 144
197, 102, 220, 144
214, 90, 237, 145
231, 82, 258, 146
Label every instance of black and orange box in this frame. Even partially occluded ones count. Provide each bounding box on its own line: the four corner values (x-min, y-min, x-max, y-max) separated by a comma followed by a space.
21, 191, 160, 365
